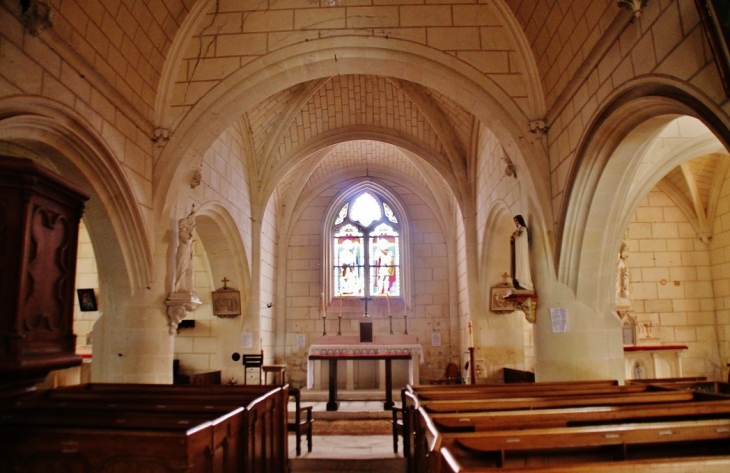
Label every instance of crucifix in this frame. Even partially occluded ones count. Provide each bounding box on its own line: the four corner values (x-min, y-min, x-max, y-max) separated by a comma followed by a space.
221, 277, 229, 289
360, 296, 372, 317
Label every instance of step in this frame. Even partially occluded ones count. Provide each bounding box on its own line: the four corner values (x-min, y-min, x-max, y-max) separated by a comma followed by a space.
289, 457, 405, 473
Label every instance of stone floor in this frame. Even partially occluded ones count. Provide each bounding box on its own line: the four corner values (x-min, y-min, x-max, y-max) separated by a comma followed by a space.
287, 394, 405, 472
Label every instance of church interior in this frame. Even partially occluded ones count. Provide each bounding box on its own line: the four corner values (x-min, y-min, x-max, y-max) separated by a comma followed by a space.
3, 0, 730, 470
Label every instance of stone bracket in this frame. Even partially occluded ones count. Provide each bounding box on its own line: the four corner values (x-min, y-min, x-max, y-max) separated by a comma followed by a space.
165, 292, 201, 335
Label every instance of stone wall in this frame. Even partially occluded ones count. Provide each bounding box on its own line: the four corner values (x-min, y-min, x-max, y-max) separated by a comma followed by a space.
627, 188, 719, 378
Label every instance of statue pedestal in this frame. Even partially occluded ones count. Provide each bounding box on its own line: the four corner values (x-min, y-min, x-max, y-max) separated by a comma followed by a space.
165, 292, 201, 335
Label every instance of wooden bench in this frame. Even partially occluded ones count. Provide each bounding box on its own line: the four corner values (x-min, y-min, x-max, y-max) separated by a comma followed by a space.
2, 383, 288, 473
0, 406, 241, 472
401, 382, 730, 473
503, 367, 535, 383
419, 390, 696, 413
432, 418, 730, 471
409, 379, 619, 393
413, 384, 651, 401
439, 448, 730, 472
430, 398, 730, 432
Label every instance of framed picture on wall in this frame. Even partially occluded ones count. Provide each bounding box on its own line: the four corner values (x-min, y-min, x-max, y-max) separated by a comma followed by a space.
695, 0, 730, 96
77, 289, 97, 312
212, 287, 241, 318
490, 286, 514, 312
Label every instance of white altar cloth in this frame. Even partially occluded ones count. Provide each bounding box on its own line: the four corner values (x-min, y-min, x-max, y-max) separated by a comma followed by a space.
306, 343, 424, 389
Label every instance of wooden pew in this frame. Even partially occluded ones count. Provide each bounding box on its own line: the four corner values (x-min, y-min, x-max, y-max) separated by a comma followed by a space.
503, 367, 535, 383
409, 379, 618, 394
1, 383, 288, 473
0, 406, 240, 472
402, 382, 730, 473
432, 418, 730, 471
420, 390, 696, 413
431, 398, 730, 432
414, 384, 650, 401
440, 448, 730, 472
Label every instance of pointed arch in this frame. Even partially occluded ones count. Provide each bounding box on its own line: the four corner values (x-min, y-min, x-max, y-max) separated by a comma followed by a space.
558, 79, 730, 312
0, 97, 153, 297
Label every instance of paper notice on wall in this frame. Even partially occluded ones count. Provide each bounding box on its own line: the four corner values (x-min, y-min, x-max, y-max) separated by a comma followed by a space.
550, 307, 568, 333
241, 332, 253, 348
296, 334, 306, 349
432, 332, 442, 346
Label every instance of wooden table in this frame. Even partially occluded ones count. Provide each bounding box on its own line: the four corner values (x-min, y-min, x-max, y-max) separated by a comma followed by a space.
262, 364, 287, 385
308, 353, 412, 411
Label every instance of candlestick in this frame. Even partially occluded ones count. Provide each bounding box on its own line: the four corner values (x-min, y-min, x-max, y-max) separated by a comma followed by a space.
404, 313, 408, 335
337, 316, 341, 336
322, 315, 327, 336
321, 292, 326, 319
386, 292, 391, 316
389, 315, 393, 335
339, 294, 342, 318
468, 320, 474, 348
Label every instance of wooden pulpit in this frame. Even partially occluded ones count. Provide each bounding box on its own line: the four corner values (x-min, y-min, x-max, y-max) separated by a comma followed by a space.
0, 156, 89, 401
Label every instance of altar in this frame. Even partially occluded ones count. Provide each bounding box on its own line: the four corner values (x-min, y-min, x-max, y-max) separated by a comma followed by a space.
624, 344, 688, 380
306, 335, 423, 411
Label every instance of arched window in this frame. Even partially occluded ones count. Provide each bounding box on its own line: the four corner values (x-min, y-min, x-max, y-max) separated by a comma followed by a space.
333, 191, 401, 298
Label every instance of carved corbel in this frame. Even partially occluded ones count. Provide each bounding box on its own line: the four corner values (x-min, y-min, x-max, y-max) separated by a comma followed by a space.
165, 292, 201, 335
528, 120, 549, 135
152, 127, 170, 147
22, 1, 53, 37
618, 0, 648, 19
502, 290, 538, 324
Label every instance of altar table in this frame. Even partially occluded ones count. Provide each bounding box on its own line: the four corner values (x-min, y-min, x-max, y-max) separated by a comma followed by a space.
306, 343, 424, 411
309, 353, 411, 411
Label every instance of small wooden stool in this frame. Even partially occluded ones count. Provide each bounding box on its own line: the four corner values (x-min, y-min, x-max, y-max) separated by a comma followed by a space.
262, 364, 287, 385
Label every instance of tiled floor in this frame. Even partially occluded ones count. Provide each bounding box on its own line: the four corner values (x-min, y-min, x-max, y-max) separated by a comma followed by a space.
287, 399, 400, 459
288, 434, 398, 459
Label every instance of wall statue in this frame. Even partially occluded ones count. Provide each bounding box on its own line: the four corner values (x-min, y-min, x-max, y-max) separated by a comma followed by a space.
174, 205, 196, 293
510, 215, 533, 291
616, 241, 630, 304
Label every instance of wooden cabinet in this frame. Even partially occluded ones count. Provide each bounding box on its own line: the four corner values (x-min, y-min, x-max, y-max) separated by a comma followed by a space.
0, 156, 88, 400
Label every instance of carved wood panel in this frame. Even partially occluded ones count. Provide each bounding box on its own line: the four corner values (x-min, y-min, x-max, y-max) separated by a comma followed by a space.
0, 156, 88, 398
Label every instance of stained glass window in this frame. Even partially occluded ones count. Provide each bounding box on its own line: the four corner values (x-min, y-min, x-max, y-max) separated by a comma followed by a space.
333, 192, 400, 297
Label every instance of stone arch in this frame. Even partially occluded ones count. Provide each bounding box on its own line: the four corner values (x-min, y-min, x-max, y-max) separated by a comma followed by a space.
0, 97, 152, 300
195, 201, 252, 301
559, 79, 730, 314
264, 129, 459, 218
481, 203, 516, 307
154, 0, 545, 128
153, 37, 550, 226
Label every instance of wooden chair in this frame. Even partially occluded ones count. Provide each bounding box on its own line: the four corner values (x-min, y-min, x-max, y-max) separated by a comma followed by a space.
391, 405, 404, 453
429, 361, 461, 385
288, 387, 314, 456
242, 354, 263, 384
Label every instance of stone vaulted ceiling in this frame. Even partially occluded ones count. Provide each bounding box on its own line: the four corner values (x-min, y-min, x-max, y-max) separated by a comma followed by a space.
240, 74, 475, 204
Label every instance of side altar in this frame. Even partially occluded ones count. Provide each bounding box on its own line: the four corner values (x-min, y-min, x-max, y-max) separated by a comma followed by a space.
306, 334, 423, 411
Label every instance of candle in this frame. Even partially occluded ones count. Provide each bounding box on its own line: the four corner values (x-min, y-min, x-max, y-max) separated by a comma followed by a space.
468, 320, 474, 347
321, 293, 326, 318
386, 292, 391, 316
339, 295, 343, 318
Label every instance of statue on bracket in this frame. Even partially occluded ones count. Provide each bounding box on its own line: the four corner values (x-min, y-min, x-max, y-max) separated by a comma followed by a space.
174, 205, 196, 293
510, 215, 533, 291
616, 241, 630, 307
166, 204, 201, 335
